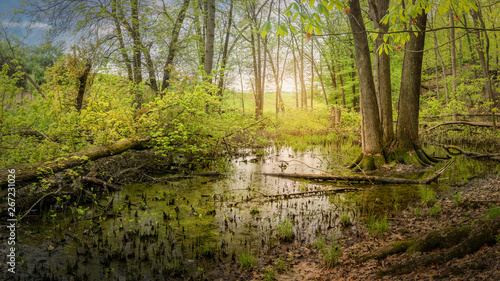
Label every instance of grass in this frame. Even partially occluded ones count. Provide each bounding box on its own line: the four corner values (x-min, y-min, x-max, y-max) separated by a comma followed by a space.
487, 205, 500, 220
263, 267, 276, 281
166, 259, 185, 277
452, 192, 463, 205
340, 213, 352, 227
414, 206, 421, 216
429, 203, 442, 216
367, 215, 389, 237
239, 252, 257, 271
314, 236, 342, 268
419, 186, 437, 206
276, 217, 295, 242
275, 256, 289, 273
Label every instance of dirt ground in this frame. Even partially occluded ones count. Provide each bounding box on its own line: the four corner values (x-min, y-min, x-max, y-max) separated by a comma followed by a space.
206, 173, 500, 280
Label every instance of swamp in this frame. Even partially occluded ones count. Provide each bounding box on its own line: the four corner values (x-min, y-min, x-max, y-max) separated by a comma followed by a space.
1, 0, 500, 280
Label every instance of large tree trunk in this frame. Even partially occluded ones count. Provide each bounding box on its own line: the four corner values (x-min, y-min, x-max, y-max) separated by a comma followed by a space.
471, 7, 494, 102
160, 0, 191, 92
395, 12, 426, 154
347, 0, 384, 170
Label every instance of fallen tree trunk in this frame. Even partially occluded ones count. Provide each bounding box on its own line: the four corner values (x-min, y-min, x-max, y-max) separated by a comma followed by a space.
377, 215, 500, 276
258, 160, 454, 185
0, 137, 150, 189
226, 187, 361, 207
422, 121, 495, 133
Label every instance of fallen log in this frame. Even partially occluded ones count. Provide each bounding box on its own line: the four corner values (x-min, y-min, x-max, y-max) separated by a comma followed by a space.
422, 121, 495, 134
226, 187, 362, 207
377, 215, 500, 275
258, 159, 454, 185
0, 137, 150, 192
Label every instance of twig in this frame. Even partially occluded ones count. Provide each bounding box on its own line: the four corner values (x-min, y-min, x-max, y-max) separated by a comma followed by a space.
18, 186, 62, 222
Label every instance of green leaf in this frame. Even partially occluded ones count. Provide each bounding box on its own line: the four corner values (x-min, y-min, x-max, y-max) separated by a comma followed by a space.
309, 0, 315, 8
290, 25, 298, 34
315, 26, 322, 35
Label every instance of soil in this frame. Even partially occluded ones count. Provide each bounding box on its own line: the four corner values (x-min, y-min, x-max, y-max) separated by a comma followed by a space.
205, 173, 500, 280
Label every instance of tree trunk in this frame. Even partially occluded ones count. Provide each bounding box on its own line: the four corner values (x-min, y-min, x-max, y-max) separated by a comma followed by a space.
347, 0, 384, 170
369, 0, 394, 145
111, 0, 133, 82
75, 58, 92, 113
394, 10, 436, 166
449, 10, 458, 121
160, 0, 191, 92
470, 8, 493, 102
204, 0, 216, 82
217, 0, 234, 98
0, 138, 150, 188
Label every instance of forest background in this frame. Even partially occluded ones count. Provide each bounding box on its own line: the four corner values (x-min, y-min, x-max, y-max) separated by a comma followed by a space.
0, 0, 498, 176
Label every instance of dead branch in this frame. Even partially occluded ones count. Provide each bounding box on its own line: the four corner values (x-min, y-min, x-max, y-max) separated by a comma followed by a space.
422, 121, 495, 133
258, 160, 454, 185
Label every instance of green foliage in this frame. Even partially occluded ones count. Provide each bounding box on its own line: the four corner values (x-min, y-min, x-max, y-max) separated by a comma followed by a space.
419, 186, 437, 207
276, 217, 295, 242
239, 252, 257, 271
166, 259, 185, 276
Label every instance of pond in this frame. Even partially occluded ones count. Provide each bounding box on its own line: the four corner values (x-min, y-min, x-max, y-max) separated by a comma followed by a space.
5, 145, 498, 280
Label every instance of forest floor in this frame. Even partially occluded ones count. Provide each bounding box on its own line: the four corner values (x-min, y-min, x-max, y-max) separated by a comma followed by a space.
206, 173, 500, 280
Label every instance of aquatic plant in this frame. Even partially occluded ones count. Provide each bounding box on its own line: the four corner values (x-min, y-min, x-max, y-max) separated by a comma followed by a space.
239, 252, 257, 271
276, 217, 294, 242
250, 207, 260, 215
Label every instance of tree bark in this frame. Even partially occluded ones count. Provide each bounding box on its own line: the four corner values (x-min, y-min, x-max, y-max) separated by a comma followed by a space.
369, 0, 394, 145
217, 0, 234, 98
75, 58, 92, 113
111, 0, 133, 82
203, 0, 216, 82
347, 0, 384, 170
395, 11, 427, 153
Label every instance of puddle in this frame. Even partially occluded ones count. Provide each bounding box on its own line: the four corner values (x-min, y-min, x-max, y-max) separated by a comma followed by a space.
4, 145, 498, 280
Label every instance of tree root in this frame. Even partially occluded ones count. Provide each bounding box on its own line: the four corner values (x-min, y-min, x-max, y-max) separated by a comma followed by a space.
423, 121, 496, 134
375, 216, 500, 276
441, 145, 500, 160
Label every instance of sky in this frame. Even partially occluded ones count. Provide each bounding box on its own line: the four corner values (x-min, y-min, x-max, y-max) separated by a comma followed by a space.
0, 0, 52, 46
